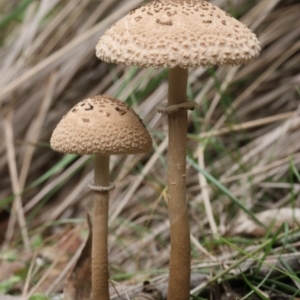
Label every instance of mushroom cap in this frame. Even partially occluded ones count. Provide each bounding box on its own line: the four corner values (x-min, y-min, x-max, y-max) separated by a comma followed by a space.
50, 95, 153, 155
96, 0, 260, 68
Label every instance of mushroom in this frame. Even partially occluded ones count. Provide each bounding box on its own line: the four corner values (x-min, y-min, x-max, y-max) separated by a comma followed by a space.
95, 1, 260, 299
50, 95, 152, 300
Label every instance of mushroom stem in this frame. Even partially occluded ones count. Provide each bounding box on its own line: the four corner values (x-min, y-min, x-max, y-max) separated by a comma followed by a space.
92, 154, 110, 300
167, 67, 190, 300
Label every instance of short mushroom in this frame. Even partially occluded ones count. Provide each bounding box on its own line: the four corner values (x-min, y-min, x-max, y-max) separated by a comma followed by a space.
96, 1, 260, 299
50, 95, 152, 300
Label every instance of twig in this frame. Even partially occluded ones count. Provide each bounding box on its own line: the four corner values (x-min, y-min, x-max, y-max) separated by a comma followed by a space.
3, 111, 31, 251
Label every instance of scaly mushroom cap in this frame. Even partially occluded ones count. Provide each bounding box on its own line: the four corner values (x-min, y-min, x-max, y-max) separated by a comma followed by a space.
50, 95, 152, 155
96, 0, 260, 68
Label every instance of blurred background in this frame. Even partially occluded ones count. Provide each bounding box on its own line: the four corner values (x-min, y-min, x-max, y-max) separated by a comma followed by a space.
0, 0, 300, 299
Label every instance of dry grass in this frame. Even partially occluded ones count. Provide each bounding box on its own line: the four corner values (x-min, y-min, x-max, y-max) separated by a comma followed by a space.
0, 0, 300, 299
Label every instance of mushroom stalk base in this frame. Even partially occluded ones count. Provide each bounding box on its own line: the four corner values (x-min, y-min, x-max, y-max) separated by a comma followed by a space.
167, 67, 191, 300
92, 154, 110, 300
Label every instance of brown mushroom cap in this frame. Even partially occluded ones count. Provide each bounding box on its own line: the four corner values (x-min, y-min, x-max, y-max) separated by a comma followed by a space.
50, 95, 152, 155
96, 0, 260, 68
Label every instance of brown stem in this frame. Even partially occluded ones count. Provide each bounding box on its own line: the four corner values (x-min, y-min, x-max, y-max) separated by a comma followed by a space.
167, 67, 191, 300
92, 154, 110, 300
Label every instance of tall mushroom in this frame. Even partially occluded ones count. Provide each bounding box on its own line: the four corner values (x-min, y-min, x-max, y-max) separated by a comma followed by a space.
50, 95, 152, 300
96, 1, 260, 299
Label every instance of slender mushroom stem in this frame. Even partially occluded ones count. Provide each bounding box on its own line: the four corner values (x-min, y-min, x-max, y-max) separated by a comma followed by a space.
92, 154, 110, 300
167, 67, 190, 300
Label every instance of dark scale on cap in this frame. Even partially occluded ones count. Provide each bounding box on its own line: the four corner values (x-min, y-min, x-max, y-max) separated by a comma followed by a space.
84, 103, 94, 111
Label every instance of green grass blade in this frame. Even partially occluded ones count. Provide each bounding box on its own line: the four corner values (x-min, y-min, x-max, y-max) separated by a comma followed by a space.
27, 154, 78, 188
0, 0, 36, 29
187, 155, 267, 229
290, 157, 300, 182
239, 267, 269, 300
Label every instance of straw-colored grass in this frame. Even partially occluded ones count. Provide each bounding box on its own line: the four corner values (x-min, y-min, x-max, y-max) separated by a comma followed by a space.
0, 0, 300, 299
